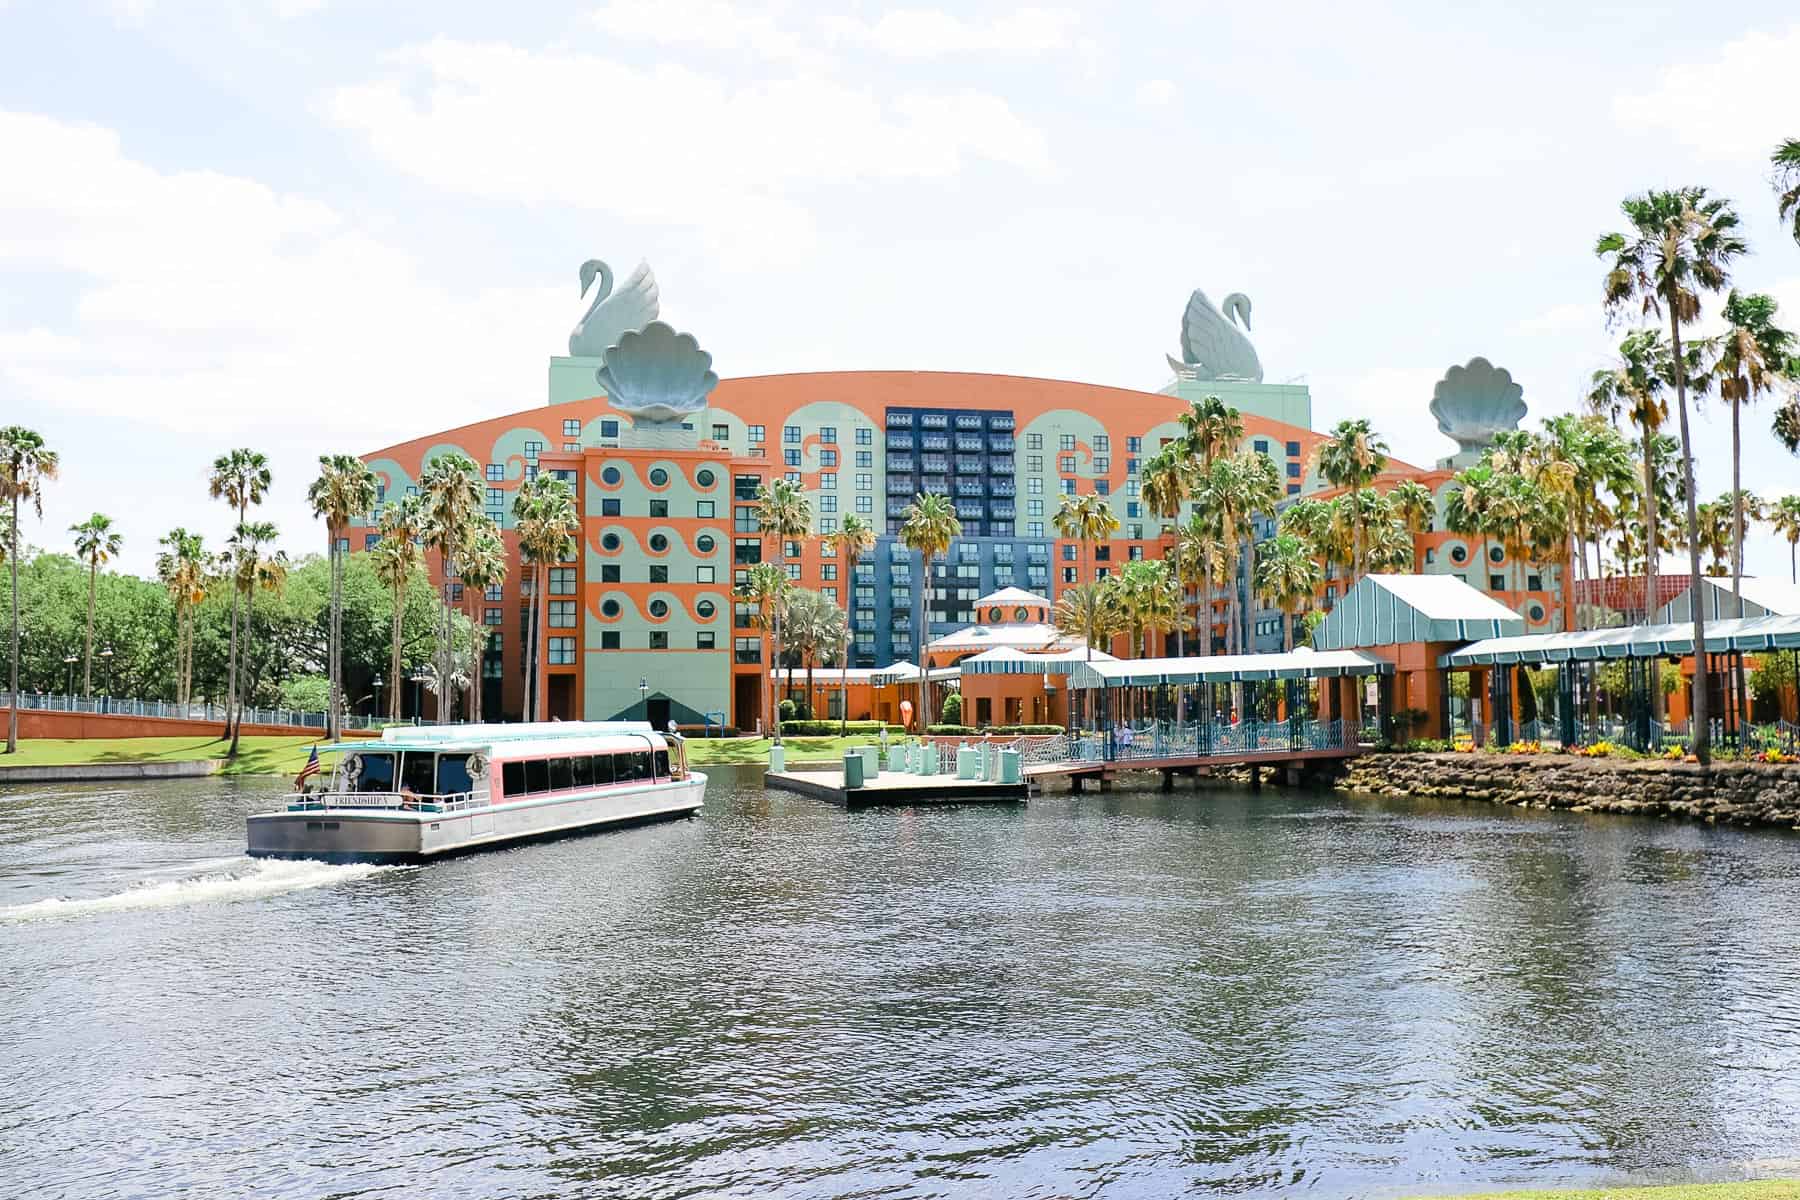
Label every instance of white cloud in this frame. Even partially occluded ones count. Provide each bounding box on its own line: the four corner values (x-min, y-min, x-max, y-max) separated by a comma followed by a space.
1310, 365, 1453, 471
324, 40, 1051, 249
827, 7, 1081, 57
1613, 24, 1800, 160
1512, 301, 1600, 337
590, 0, 816, 63
1134, 79, 1175, 108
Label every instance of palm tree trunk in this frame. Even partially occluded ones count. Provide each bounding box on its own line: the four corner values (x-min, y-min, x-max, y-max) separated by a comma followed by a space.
1243, 534, 1258, 651
1640, 424, 1658, 626
1731, 382, 1744, 621
1670, 316, 1709, 763
1352, 486, 1364, 578
389, 580, 404, 722
1200, 573, 1212, 657
225, 582, 240, 742
6, 495, 18, 753
84, 558, 96, 698
916, 553, 929, 729
438, 562, 453, 725
229, 584, 247, 756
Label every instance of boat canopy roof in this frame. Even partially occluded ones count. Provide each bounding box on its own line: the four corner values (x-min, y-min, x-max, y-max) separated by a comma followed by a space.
312, 721, 667, 758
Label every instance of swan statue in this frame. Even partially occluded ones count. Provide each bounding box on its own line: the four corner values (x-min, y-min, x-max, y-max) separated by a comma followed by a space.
568, 259, 661, 358
1166, 288, 1263, 383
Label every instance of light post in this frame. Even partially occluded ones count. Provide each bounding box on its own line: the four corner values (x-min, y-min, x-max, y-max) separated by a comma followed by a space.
99, 646, 114, 711
408, 666, 432, 724
639, 677, 648, 723
63, 653, 78, 700
372, 676, 384, 721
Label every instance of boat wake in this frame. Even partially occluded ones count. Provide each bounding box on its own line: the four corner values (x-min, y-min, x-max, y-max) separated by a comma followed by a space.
0, 857, 401, 923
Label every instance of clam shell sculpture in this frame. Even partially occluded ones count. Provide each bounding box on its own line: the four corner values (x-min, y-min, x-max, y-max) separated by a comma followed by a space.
595, 321, 719, 422
1428, 357, 1526, 454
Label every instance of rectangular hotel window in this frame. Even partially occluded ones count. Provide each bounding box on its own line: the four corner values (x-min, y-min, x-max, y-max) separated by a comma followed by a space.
450, 583, 464, 601
784, 425, 801, 443
822, 586, 837, 603
1063, 566, 1077, 584
1058, 455, 1075, 473
1528, 574, 1542, 591
1425, 548, 1436, 564
821, 564, 837, 580
784, 449, 801, 467
735, 538, 761, 563
1126, 502, 1141, 518
1027, 499, 1043, 516
549, 600, 576, 628
1287, 441, 1301, 456
1061, 479, 1076, 495
650, 499, 669, 518
735, 636, 761, 662
1059, 434, 1075, 450
601, 564, 620, 583
1095, 480, 1110, 496
713, 423, 730, 441
486, 584, 505, 601
1125, 480, 1140, 497
563, 418, 581, 437
600, 631, 620, 650
698, 631, 715, 649
524, 440, 543, 460
650, 631, 669, 650
486, 487, 504, 507
1490, 574, 1506, 591
563, 442, 580, 453
735, 506, 758, 532
1026, 455, 1042, 472
1254, 439, 1268, 454
1027, 477, 1042, 494
485, 607, 502, 625
820, 495, 837, 513
649, 565, 668, 584
855, 452, 872, 468
1093, 456, 1109, 473
1063, 544, 1077, 560
600, 421, 619, 438
747, 425, 765, 442
855, 473, 872, 491
1127, 436, 1142, 453
785, 540, 803, 558
550, 568, 575, 594
856, 496, 872, 513
820, 449, 837, 467
601, 498, 620, 517
697, 500, 715, 518
819, 427, 837, 443
820, 473, 836, 490
785, 564, 801, 580
1095, 545, 1111, 561
364, 533, 380, 550
1027, 433, 1043, 449
734, 474, 760, 499
549, 637, 577, 664
856, 427, 872, 445
697, 566, 715, 583
486, 464, 503, 481
1286, 461, 1300, 478
1126, 458, 1138, 474
784, 472, 801, 485
1094, 435, 1109, 451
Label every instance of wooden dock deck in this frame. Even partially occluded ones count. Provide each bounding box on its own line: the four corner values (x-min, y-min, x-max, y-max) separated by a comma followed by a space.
764, 767, 1028, 808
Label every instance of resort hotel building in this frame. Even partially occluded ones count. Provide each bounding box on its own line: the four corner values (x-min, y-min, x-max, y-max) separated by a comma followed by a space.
349, 262, 1562, 729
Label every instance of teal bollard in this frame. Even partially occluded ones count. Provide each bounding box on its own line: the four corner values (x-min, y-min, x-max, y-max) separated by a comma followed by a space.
888, 745, 907, 773
999, 748, 1022, 784
956, 747, 979, 780
920, 743, 936, 775
843, 751, 865, 788
859, 746, 879, 778
769, 743, 785, 773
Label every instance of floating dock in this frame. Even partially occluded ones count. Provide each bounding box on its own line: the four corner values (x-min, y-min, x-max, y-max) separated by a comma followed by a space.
764, 766, 1027, 808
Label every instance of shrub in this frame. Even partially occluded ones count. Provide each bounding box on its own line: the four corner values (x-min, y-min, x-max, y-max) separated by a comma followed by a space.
926, 724, 977, 736
778, 720, 895, 736
778, 698, 798, 723
939, 693, 963, 725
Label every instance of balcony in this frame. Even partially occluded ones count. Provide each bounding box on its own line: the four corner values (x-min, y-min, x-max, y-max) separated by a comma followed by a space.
953, 456, 985, 474
954, 414, 983, 430
920, 413, 948, 429
955, 481, 985, 497
921, 455, 948, 473
989, 503, 1016, 520
991, 480, 1016, 497
887, 501, 912, 517
955, 501, 984, 520
989, 435, 1015, 452
885, 412, 913, 427
921, 476, 948, 493
886, 455, 915, 474
989, 414, 1015, 431
920, 434, 949, 451
887, 478, 916, 495
955, 435, 984, 453
886, 434, 915, 452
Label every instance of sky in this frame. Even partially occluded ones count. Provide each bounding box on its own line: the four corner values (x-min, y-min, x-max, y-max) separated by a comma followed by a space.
3, 0, 1799, 580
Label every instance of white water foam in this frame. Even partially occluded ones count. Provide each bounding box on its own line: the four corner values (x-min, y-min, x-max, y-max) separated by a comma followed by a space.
0, 857, 401, 923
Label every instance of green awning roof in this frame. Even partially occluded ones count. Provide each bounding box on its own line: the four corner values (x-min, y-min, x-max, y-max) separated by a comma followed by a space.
1313, 574, 1525, 650
1069, 648, 1393, 689
1440, 613, 1800, 667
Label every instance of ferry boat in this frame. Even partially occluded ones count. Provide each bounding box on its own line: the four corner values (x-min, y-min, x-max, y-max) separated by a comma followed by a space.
246, 722, 705, 863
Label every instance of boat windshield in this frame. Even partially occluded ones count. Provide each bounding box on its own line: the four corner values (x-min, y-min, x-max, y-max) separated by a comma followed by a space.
436, 753, 474, 795
347, 752, 397, 794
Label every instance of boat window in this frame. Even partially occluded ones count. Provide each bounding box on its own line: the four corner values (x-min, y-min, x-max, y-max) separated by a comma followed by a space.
525, 758, 550, 794
549, 757, 574, 791
353, 752, 396, 793
653, 750, 670, 778
572, 755, 594, 788
618, 751, 651, 782
502, 761, 525, 797
437, 753, 473, 796
400, 752, 437, 796
590, 754, 615, 786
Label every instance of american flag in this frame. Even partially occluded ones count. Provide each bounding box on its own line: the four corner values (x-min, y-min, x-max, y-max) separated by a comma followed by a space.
293, 745, 320, 791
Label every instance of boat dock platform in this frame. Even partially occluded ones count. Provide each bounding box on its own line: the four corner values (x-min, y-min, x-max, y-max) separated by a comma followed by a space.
764, 766, 1027, 808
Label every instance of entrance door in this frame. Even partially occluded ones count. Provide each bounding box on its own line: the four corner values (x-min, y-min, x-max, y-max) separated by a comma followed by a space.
646, 696, 672, 730
734, 675, 761, 734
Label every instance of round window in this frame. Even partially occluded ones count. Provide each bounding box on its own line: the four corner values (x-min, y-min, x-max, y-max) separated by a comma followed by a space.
649, 467, 669, 487
1014, 607, 1030, 622
649, 599, 669, 618
1488, 545, 1504, 563
696, 534, 716, 554
601, 466, 621, 486
602, 532, 621, 552
1528, 603, 1545, 622
988, 607, 1003, 622
696, 468, 716, 488
697, 600, 716, 619
602, 598, 621, 618
649, 533, 669, 553
1450, 546, 1467, 564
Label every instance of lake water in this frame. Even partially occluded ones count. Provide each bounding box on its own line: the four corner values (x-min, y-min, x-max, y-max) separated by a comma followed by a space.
4, 767, 1800, 1199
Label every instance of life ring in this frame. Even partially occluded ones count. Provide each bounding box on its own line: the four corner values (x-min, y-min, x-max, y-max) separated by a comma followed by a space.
466, 754, 488, 781
343, 754, 364, 786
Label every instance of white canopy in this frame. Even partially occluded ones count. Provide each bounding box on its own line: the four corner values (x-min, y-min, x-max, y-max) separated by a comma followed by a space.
1070, 648, 1393, 688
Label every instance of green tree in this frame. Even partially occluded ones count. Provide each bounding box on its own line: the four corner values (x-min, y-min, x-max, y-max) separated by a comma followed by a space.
1598, 186, 1747, 764
419, 452, 482, 724
1587, 330, 1687, 620
1772, 494, 1800, 585
1053, 491, 1120, 657
208, 448, 271, 747
228, 520, 283, 748
511, 475, 577, 722
1386, 480, 1435, 572
372, 496, 425, 721
1229, 450, 1282, 652
69, 513, 122, 698
1053, 580, 1121, 674
1256, 533, 1322, 652
156, 528, 209, 706
754, 478, 812, 743
733, 562, 789, 735
1, 427, 59, 753
899, 492, 960, 729
1115, 558, 1179, 658
457, 518, 508, 725
307, 454, 379, 738
1310, 418, 1388, 576
1775, 138, 1800, 247
1544, 415, 1636, 631
829, 514, 876, 732
783, 587, 846, 721
1709, 290, 1794, 617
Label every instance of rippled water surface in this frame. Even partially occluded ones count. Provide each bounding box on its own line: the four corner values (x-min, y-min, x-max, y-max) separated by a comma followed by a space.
4, 768, 1800, 1199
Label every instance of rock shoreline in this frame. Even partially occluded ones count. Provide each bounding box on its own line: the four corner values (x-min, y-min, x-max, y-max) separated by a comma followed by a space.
1333, 752, 1800, 830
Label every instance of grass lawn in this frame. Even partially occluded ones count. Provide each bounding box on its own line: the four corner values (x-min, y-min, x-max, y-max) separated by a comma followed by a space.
1406, 1182, 1800, 1200
0, 735, 328, 778
683, 734, 888, 766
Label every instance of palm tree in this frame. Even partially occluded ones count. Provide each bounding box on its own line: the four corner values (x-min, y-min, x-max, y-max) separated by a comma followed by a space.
733, 562, 789, 734
783, 589, 846, 722
1598, 187, 1747, 764
1365, 515, 1418, 573
1311, 419, 1388, 576
1544, 415, 1637, 631
1775, 138, 1800, 247
1231, 450, 1282, 652
2, 427, 59, 754
1445, 464, 1500, 590
69, 513, 122, 698
829, 514, 876, 732
1387, 480, 1434, 571
1587, 329, 1684, 622
1054, 581, 1122, 671
156, 529, 209, 707
899, 492, 960, 728
208, 449, 271, 746
1256, 533, 1323, 652
307, 455, 380, 738
1174, 513, 1222, 656
1177, 395, 1244, 468
1486, 430, 1576, 598
227, 521, 282, 748
1115, 559, 1179, 659
457, 518, 508, 725
1778, 397, 1800, 454
512, 475, 578, 723
1710, 291, 1794, 618
1771, 494, 1800, 584
753, 479, 812, 741
419, 452, 483, 724
372, 495, 425, 721
1052, 492, 1120, 657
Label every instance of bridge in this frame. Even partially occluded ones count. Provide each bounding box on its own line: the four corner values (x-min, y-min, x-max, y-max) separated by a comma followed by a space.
1020, 717, 1369, 792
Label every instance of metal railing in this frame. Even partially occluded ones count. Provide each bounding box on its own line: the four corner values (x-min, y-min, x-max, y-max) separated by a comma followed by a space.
1067, 719, 1352, 764
287, 790, 487, 813
2, 690, 396, 731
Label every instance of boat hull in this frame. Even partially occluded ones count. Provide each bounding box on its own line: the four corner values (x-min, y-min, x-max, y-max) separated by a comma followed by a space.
246, 774, 706, 863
